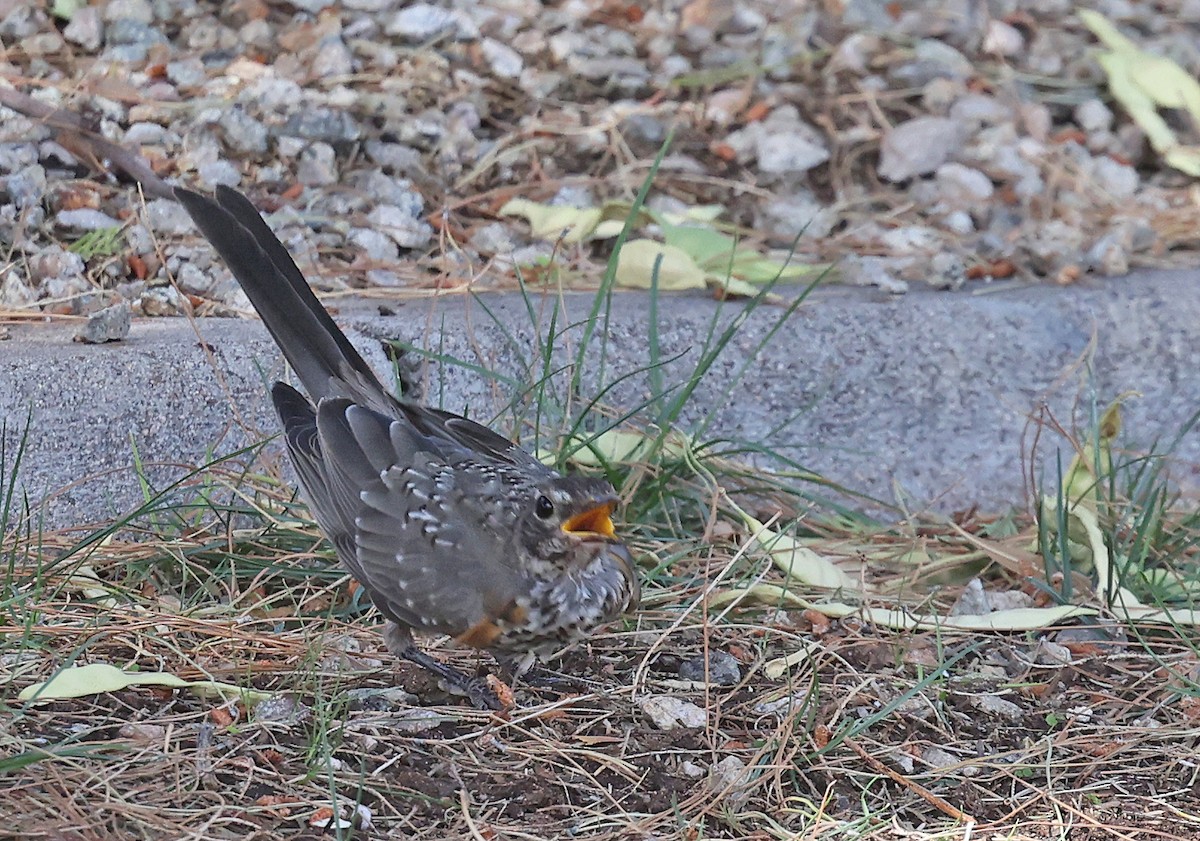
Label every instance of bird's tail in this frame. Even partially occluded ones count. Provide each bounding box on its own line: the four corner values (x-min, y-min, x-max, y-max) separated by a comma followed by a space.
175, 185, 383, 403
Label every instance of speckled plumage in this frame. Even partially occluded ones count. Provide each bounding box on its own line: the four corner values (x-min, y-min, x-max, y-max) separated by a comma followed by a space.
176, 185, 640, 707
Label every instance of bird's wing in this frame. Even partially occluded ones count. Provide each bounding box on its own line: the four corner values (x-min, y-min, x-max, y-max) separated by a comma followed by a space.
271, 384, 379, 588
398, 402, 556, 476
315, 400, 529, 634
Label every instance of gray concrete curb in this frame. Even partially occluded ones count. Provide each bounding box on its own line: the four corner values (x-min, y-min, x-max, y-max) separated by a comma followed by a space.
3, 269, 1199, 528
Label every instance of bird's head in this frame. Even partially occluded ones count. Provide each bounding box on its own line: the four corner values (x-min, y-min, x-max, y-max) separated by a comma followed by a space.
516, 476, 633, 580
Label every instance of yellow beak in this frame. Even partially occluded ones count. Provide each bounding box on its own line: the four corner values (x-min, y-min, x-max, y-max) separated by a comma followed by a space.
562, 502, 616, 539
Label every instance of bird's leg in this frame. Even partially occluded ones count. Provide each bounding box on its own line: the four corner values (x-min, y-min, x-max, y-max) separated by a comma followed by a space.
383, 622, 501, 711
495, 652, 585, 692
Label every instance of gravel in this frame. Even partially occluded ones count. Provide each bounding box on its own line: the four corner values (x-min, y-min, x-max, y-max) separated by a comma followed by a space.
0, 0, 1196, 318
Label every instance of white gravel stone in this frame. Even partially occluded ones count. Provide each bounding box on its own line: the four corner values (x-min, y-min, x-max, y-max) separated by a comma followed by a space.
983, 20, 1024, 56
1075, 98, 1114, 133
30, 247, 85, 282
135, 285, 190, 317
288, 0, 335, 12
707, 756, 752, 806
943, 210, 974, 234
367, 204, 432, 249
366, 269, 404, 287
921, 746, 960, 771
881, 225, 942, 255
75, 302, 132, 344
481, 38, 523, 79
1090, 156, 1138, 198
470, 222, 517, 255
757, 193, 837, 240
927, 251, 966, 290
198, 159, 242, 187
840, 255, 909, 293
145, 199, 197, 236
124, 122, 168, 145
57, 209, 121, 230
1087, 233, 1130, 276
297, 142, 339, 186
756, 129, 830, 174
725, 107, 830, 174
63, 6, 103, 50
386, 4, 473, 41
879, 117, 964, 182
935, 162, 994, 209
349, 227, 400, 262
639, 695, 707, 729
5, 164, 46, 209
971, 694, 1023, 720
175, 262, 216, 296
312, 36, 355, 79
343, 0, 402, 9
0, 270, 35, 307
217, 107, 269, 155
102, 0, 154, 24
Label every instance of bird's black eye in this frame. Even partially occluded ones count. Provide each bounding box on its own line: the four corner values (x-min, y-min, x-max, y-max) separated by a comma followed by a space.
535, 495, 555, 519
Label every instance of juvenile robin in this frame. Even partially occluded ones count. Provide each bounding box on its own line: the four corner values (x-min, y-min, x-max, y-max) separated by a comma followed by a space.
176, 186, 640, 709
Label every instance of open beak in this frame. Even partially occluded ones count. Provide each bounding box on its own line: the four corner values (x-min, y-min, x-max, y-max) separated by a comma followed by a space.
562, 501, 616, 540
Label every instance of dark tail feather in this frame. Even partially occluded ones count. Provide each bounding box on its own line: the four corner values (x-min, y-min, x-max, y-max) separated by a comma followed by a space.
175, 185, 381, 401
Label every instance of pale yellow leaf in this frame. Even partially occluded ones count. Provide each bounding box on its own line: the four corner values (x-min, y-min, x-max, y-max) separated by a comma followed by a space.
705, 273, 776, 300
741, 514, 858, 591
19, 663, 271, 704
499, 199, 602, 243
658, 204, 727, 225
1100, 53, 1179, 154
63, 564, 118, 607
764, 644, 822, 680
1083, 10, 1200, 175
614, 239, 706, 290
562, 428, 690, 467
593, 219, 628, 239
1077, 9, 1139, 54
708, 583, 808, 610
1060, 498, 1143, 610
1165, 146, 1200, 176
726, 252, 821, 282
1133, 57, 1200, 115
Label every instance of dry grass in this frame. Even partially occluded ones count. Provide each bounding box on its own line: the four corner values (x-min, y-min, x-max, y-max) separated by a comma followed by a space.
4, 455, 1200, 840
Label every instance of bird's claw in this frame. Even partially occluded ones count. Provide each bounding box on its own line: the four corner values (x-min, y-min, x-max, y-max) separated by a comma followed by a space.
397, 642, 504, 710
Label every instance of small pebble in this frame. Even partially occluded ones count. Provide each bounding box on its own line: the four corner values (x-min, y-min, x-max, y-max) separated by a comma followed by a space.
879, 117, 964, 182
983, 20, 1024, 56
971, 694, 1023, 720
75, 301, 131, 344
707, 756, 752, 807
1033, 639, 1073, 665
367, 204, 433, 249
482, 38, 523, 79
57, 209, 121, 231
385, 5, 464, 41
345, 686, 420, 711
253, 695, 311, 725
63, 7, 103, 50
678, 649, 741, 685
639, 695, 707, 729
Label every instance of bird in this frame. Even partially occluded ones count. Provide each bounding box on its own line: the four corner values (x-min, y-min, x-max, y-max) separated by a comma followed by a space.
175, 185, 640, 709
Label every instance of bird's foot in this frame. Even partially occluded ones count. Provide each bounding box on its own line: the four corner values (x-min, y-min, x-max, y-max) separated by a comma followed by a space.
396, 643, 502, 711
493, 652, 587, 694
513, 666, 586, 692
